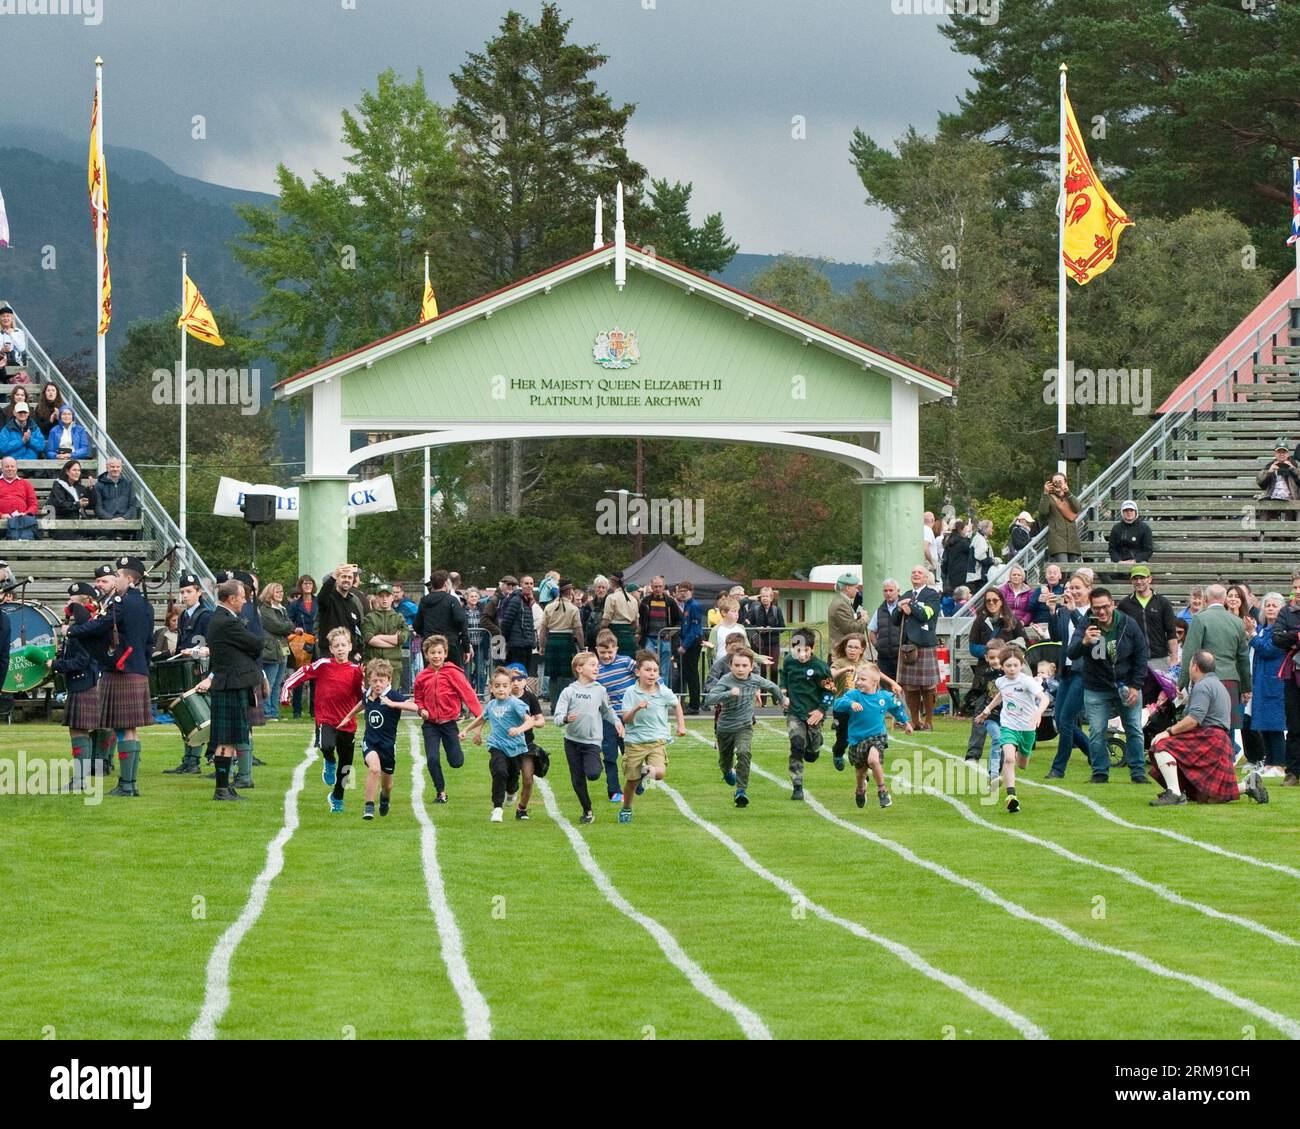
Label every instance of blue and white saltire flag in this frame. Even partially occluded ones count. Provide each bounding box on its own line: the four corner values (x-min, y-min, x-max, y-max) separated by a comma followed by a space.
1288, 162, 1300, 246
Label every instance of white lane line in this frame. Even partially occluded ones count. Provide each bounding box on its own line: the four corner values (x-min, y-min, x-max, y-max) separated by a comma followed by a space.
889, 766, 1300, 947
896, 736, 1300, 881
409, 725, 491, 1040
657, 766, 1049, 1040
536, 778, 773, 1040
190, 740, 317, 1041
739, 749, 1300, 1040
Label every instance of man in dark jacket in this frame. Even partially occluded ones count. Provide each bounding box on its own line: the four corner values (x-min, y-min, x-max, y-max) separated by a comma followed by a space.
414, 569, 471, 667
1116, 565, 1177, 672
892, 565, 944, 730
497, 578, 537, 673
163, 571, 214, 776
197, 578, 265, 801
1267, 567, 1300, 786
868, 579, 902, 681
317, 563, 366, 661
1107, 500, 1153, 564
92, 458, 139, 539
674, 580, 704, 713
1069, 586, 1148, 784
1258, 440, 1300, 522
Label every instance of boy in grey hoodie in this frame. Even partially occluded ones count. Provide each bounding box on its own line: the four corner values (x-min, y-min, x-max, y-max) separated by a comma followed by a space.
702, 647, 788, 808
554, 651, 624, 824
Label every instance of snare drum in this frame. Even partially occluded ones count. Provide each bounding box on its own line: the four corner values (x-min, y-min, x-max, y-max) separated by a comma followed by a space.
151, 655, 202, 703
3, 602, 60, 694
171, 686, 212, 747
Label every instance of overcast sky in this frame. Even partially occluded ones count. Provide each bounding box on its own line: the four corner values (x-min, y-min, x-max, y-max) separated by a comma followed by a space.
2, 0, 975, 263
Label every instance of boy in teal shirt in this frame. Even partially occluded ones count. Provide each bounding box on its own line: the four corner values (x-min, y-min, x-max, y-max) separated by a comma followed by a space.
781, 631, 834, 801
833, 663, 912, 810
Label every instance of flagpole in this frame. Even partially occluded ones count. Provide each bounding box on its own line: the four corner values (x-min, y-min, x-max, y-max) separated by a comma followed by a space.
1294, 158, 1299, 300
95, 56, 106, 473
180, 251, 188, 547
1057, 63, 1068, 476
423, 446, 431, 584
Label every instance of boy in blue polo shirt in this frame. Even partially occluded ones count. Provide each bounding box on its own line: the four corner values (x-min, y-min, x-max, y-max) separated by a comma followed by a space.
833, 662, 912, 810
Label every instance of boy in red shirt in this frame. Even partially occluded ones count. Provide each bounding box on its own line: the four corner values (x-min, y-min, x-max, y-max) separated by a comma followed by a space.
413, 633, 483, 804
281, 626, 364, 812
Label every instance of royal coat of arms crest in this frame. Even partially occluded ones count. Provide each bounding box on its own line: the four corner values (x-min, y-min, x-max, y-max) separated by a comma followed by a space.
593, 327, 640, 369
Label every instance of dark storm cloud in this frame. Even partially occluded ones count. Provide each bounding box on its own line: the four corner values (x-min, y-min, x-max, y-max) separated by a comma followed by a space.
0, 0, 971, 260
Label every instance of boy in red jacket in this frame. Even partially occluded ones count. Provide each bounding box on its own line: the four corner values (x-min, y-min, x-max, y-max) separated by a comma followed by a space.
413, 633, 483, 803
281, 626, 364, 812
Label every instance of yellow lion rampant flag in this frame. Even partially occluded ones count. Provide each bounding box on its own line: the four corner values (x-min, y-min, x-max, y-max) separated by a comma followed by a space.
178, 274, 225, 346
1062, 92, 1133, 285
88, 86, 111, 335
421, 276, 439, 322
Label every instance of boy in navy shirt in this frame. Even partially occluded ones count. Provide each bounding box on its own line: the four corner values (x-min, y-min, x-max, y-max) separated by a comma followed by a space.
354, 658, 420, 820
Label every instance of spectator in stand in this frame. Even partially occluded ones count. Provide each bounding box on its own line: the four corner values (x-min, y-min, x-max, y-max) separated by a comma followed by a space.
287, 574, 318, 718
33, 382, 64, 432
1178, 584, 1251, 757
44, 406, 91, 462
414, 569, 471, 669
971, 518, 999, 583
675, 580, 704, 713
0, 304, 27, 373
93, 457, 139, 536
1000, 565, 1034, 628
0, 456, 38, 540
1027, 563, 1065, 638
1037, 473, 1083, 563
1117, 565, 1178, 673
0, 402, 43, 461
1107, 500, 1153, 565
1177, 586, 1205, 625
1246, 593, 1288, 779
1256, 441, 1300, 523
940, 519, 975, 598
152, 605, 180, 659
1224, 584, 1252, 625
49, 459, 95, 539
2, 385, 31, 422
745, 585, 784, 674
1008, 511, 1035, 557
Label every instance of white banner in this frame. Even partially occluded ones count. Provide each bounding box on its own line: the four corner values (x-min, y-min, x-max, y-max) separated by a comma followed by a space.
212, 475, 398, 520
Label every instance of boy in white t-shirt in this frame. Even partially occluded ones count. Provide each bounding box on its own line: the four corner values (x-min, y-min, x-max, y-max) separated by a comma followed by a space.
973, 648, 1048, 814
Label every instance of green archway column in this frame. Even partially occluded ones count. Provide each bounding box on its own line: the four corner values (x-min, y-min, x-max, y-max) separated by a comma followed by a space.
296, 475, 355, 586
860, 478, 926, 603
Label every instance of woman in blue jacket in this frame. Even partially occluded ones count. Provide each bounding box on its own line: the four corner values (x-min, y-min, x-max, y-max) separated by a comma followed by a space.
44, 406, 91, 461
1247, 594, 1288, 774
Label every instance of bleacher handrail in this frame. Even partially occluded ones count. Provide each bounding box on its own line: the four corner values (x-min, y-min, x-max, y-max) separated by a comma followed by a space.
9, 309, 214, 589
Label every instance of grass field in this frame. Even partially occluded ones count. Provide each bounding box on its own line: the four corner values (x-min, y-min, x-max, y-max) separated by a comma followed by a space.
2, 715, 1298, 1041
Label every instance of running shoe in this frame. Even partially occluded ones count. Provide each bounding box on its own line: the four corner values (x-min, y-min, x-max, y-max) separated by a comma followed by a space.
1005, 793, 1020, 814
834, 756, 846, 772
580, 811, 595, 825
1243, 770, 1269, 805
434, 792, 449, 804
791, 785, 804, 801
328, 794, 344, 814
1149, 789, 1187, 807
379, 795, 391, 817
855, 790, 866, 809
609, 791, 623, 803
490, 807, 503, 823
322, 760, 337, 787
618, 808, 632, 824
722, 770, 737, 787
878, 790, 892, 809
734, 790, 749, 808
515, 807, 529, 821
505, 791, 517, 808
363, 802, 375, 821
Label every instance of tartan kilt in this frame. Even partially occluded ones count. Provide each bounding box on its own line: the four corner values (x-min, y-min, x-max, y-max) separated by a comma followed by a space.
544, 632, 578, 680
97, 671, 154, 729
897, 646, 940, 690
63, 686, 99, 731
211, 687, 254, 746
1148, 726, 1239, 803
611, 622, 637, 658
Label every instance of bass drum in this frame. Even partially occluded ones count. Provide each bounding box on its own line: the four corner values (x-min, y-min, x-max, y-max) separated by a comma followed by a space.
3, 602, 61, 694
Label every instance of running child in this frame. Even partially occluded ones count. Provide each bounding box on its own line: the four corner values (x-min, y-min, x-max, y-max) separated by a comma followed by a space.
781, 630, 834, 800
702, 647, 788, 808
351, 658, 420, 820
964, 642, 1006, 782
974, 647, 1048, 813
506, 662, 546, 818
617, 650, 686, 823
461, 667, 540, 822
832, 661, 913, 810
553, 651, 624, 824
412, 633, 482, 804
829, 634, 905, 771
281, 626, 364, 812
595, 629, 637, 803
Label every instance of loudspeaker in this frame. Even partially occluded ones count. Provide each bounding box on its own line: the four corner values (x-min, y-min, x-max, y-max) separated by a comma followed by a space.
241, 493, 278, 526
1057, 431, 1087, 462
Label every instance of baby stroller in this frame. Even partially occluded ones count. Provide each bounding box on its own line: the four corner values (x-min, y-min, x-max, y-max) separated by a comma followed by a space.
1105, 667, 1182, 768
